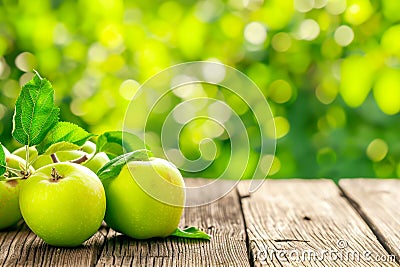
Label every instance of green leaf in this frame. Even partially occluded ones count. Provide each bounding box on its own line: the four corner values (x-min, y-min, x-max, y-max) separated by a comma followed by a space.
96, 131, 148, 159
0, 143, 6, 176
170, 227, 211, 240
97, 149, 153, 181
36, 122, 95, 155
12, 72, 60, 146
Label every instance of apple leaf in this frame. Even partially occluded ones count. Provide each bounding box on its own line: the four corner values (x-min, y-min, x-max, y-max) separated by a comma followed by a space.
0, 143, 6, 176
97, 149, 153, 181
12, 72, 60, 146
36, 122, 95, 155
96, 131, 148, 159
170, 227, 211, 240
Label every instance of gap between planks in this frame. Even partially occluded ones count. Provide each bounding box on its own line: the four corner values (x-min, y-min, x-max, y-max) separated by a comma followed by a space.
237, 179, 399, 267
339, 179, 400, 265
0, 178, 250, 267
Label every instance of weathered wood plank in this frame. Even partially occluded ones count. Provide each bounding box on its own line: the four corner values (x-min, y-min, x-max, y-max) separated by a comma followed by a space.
340, 179, 400, 264
0, 223, 106, 266
95, 178, 249, 266
238, 179, 398, 266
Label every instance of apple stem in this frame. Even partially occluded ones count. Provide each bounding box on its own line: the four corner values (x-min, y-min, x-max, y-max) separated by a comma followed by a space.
70, 154, 88, 164
50, 153, 60, 163
51, 167, 63, 181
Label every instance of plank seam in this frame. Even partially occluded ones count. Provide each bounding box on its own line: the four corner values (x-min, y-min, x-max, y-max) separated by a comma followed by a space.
338, 185, 400, 265
93, 227, 110, 267
236, 188, 255, 267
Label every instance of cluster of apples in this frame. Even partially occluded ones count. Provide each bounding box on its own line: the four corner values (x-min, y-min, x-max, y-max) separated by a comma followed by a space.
0, 140, 186, 247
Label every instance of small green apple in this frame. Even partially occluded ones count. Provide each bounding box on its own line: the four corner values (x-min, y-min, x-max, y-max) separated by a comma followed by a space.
84, 152, 109, 173
13, 145, 109, 173
0, 180, 22, 230
81, 141, 96, 156
12, 146, 38, 162
0, 154, 35, 230
103, 158, 185, 239
19, 162, 106, 247
32, 150, 87, 170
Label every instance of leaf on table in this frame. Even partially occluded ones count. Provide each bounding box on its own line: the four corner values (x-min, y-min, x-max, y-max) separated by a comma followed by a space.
12, 72, 60, 146
36, 122, 95, 155
170, 227, 211, 240
0, 143, 6, 176
96, 131, 148, 159
97, 149, 152, 181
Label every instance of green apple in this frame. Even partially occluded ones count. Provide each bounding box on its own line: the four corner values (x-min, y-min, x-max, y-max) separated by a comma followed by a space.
84, 152, 109, 173
0, 180, 23, 230
12, 146, 38, 163
0, 154, 35, 230
19, 162, 106, 247
103, 158, 185, 239
13, 144, 108, 173
81, 141, 96, 156
32, 150, 87, 170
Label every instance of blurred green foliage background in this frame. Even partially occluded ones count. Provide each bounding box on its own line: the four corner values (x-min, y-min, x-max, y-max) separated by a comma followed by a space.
0, 0, 400, 179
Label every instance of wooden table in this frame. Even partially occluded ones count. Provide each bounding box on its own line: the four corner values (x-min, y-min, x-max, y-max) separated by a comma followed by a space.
1, 179, 399, 266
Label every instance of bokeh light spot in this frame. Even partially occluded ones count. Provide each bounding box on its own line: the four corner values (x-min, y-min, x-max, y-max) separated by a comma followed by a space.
274, 116, 290, 139
99, 24, 124, 49
373, 68, 400, 115
373, 159, 395, 177
202, 120, 224, 138
367, 139, 388, 162
244, 22, 267, 45
381, 25, 400, 57
344, 0, 373, 25
295, 0, 315, 13
119, 80, 140, 101
19, 72, 35, 87
202, 62, 226, 83
207, 101, 232, 124
340, 55, 377, 107
325, 0, 347, 15
314, 0, 328, 8
172, 103, 198, 125
15, 52, 37, 72
297, 19, 320, 41
199, 138, 217, 161
261, 154, 280, 176
271, 32, 292, 52
2, 79, 19, 99
382, 0, 400, 22
268, 79, 292, 103
315, 76, 338, 104
334, 25, 354, 46
0, 58, 10, 80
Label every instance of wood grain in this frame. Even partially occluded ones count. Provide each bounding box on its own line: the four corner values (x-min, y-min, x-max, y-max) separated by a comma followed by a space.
95, 178, 249, 266
340, 179, 400, 264
0, 223, 106, 266
1, 178, 399, 266
238, 179, 397, 267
